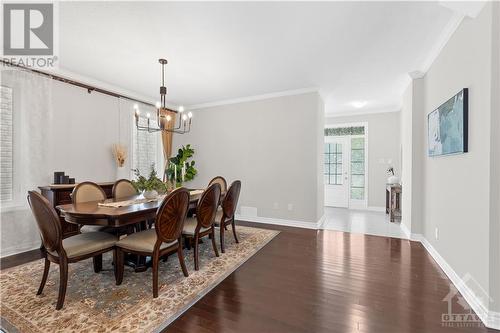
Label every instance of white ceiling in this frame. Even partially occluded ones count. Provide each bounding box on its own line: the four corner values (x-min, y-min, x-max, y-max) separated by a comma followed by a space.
58, 1, 457, 114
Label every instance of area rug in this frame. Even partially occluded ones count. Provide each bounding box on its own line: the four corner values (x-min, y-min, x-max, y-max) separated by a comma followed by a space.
1, 226, 279, 333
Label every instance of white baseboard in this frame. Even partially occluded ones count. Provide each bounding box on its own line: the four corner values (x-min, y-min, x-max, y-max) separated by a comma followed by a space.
412, 233, 499, 330
236, 214, 322, 230
365, 206, 386, 212
400, 222, 411, 239
1, 241, 40, 258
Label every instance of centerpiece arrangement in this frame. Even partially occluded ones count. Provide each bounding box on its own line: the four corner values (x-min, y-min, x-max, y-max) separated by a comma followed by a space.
166, 144, 198, 187
132, 164, 167, 199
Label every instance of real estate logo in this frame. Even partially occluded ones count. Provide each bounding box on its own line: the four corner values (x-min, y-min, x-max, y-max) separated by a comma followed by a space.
441, 273, 490, 328
2, 2, 58, 68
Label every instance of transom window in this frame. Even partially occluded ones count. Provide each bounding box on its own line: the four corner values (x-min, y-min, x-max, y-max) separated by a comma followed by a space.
324, 143, 343, 185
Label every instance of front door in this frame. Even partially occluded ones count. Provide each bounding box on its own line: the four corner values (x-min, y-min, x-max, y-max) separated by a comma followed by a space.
324, 137, 349, 208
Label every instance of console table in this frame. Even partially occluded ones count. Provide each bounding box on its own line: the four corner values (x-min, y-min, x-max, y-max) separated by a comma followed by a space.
385, 184, 402, 222
38, 182, 115, 238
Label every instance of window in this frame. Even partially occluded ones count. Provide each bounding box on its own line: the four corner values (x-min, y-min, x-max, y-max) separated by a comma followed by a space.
132, 116, 161, 176
324, 143, 343, 185
350, 137, 365, 200
325, 126, 365, 136
0, 86, 13, 202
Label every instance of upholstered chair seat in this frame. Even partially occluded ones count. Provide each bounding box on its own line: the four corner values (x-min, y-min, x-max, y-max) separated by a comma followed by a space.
80, 225, 110, 233
182, 217, 211, 235
49, 232, 118, 258
116, 229, 177, 252
213, 210, 226, 227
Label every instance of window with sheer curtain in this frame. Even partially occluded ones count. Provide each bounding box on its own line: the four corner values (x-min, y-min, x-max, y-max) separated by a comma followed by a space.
0, 86, 13, 202
132, 110, 162, 177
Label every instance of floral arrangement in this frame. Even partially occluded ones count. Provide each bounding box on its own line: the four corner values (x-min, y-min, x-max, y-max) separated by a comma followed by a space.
112, 144, 127, 167
131, 164, 167, 193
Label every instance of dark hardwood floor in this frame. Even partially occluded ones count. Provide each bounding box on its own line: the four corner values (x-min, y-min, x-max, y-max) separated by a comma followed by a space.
1, 222, 497, 333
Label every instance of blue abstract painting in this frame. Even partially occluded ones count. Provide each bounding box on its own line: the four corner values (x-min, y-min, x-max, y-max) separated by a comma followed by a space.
428, 89, 468, 157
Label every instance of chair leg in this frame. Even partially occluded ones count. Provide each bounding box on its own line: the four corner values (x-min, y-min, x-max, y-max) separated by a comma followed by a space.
37, 258, 50, 295
211, 227, 219, 257
220, 222, 226, 254
152, 251, 160, 298
177, 243, 189, 277
115, 249, 124, 285
56, 258, 68, 310
194, 235, 200, 271
231, 218, 239, 243
93, 254, 102, 273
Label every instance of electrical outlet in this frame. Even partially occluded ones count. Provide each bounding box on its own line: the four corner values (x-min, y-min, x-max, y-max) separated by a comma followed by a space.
287, 203, 293, 211
435, 227, 439, 240
273, 202, 279, 210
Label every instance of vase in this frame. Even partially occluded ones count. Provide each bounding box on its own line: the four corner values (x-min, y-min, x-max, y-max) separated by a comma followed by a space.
143, 190, 159, 200
387, 175, 400, 185
116, 166, 129, 180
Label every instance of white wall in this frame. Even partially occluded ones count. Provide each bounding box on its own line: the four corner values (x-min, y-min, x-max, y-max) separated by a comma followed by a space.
174, 92, 324, 224
403, 2, 499, 320
0, 71, 136, 257
325, 111, 401, 208
421, 2, 493, 303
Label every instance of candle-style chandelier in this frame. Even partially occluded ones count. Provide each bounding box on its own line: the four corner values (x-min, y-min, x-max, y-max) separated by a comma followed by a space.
134, 58, 192, 134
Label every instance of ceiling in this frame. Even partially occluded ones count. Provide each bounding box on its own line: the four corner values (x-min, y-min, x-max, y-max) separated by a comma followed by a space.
58, 1, 456, 114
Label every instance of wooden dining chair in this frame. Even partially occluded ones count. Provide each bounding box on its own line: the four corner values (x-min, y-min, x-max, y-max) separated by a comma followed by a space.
112, 179, 137, 199
208, 176, 227, 197
182, 183, 221, 271
27, 191, 119, 310
71, 181, 108, 232
216, 180, 241, 253
114, 187, 190, 298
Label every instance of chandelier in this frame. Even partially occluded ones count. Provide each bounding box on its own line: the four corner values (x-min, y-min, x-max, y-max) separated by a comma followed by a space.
134, 58, 192, 134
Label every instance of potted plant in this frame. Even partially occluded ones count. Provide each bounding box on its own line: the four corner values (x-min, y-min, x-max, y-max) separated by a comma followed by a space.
132, 164, 167, 199
166, 144, 198, 187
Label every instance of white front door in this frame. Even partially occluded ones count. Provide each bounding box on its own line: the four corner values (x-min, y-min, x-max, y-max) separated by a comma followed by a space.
324, 137, 349, 208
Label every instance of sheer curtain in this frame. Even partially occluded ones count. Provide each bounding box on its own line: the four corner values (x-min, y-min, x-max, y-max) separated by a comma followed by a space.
1, 66, 54, 255
1, 67, 54, 207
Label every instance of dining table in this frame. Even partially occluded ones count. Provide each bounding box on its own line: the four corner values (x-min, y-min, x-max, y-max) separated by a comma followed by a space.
57, 189, 206, 271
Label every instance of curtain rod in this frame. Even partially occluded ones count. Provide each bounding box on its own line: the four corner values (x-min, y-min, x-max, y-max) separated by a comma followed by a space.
1, 59, 158, 108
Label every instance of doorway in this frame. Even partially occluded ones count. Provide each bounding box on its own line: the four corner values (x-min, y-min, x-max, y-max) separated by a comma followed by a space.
324, 123, 368, 209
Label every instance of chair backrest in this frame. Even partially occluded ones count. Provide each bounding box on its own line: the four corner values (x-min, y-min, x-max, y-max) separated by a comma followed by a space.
222, 180, 241, 220
112, 179, 137, 199
196, 183, 221, 229
155, 187, 190, 243
27, 191, 62, 253
208, 176, 227, 195
71, 181, 106, 203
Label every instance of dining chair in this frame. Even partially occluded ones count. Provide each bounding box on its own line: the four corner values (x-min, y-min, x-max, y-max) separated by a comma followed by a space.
216, 180, 241, 253
27, 191, 118, 310
112, 179, 137, 199
182, 183, 221, 271
71, 181, 116, 259
208, 176, 227, 197
114, 187, 190, 298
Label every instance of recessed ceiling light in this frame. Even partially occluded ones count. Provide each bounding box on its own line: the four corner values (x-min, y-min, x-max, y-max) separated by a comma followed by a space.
351, 101, 368, 108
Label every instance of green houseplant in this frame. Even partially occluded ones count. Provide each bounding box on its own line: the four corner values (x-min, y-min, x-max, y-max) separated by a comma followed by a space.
166, 144, 198, 187
132, 164, 167, 199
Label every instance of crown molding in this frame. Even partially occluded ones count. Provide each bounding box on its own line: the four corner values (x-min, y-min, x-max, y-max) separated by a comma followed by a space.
420, 11, 465, 74
186, 87, 319, 110
325, 106, 400, 118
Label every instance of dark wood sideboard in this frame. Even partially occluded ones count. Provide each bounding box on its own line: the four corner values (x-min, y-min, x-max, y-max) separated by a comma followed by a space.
38, 182, 115, 238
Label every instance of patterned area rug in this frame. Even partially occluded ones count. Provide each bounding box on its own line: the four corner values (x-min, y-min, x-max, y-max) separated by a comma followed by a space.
1, 226, 279, 333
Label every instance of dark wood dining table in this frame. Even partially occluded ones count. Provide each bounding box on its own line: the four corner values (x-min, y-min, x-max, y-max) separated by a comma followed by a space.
57, 190, 203, 228
56, 190, 205, 271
